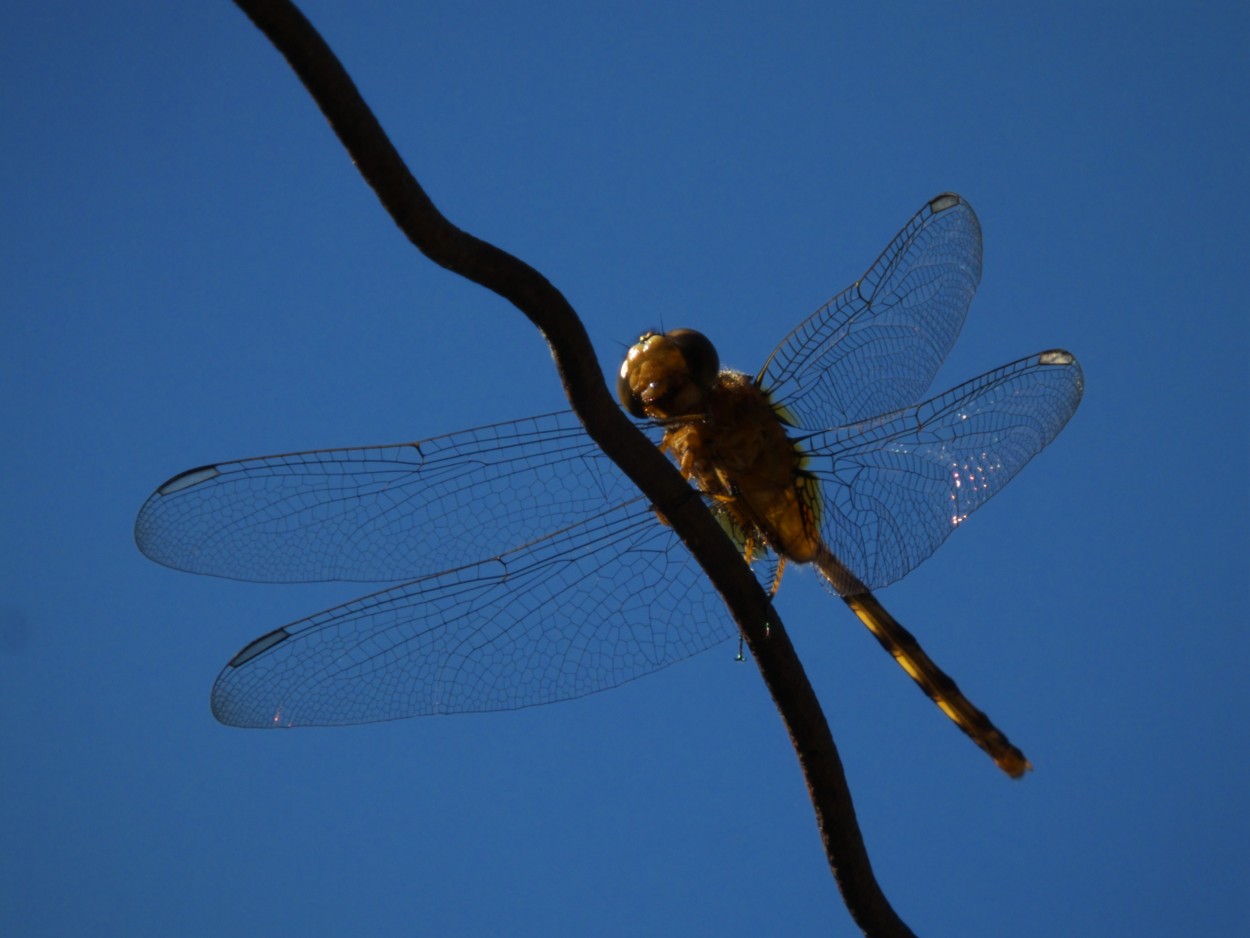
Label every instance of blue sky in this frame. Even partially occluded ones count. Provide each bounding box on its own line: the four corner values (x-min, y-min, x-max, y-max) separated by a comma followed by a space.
3, 2, 1247, 935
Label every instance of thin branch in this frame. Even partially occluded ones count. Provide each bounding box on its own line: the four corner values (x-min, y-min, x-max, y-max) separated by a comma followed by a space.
230, 2, 915, 934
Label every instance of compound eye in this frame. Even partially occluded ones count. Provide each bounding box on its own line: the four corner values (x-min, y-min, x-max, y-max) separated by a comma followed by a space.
666, 329, 719, 392
616, 355, 647, 417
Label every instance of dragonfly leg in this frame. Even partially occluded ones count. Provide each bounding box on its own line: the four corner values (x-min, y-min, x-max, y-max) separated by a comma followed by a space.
768, 556, 787, 598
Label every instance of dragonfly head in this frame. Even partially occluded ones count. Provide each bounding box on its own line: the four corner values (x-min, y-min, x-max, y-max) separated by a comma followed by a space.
617, 329, 720, 420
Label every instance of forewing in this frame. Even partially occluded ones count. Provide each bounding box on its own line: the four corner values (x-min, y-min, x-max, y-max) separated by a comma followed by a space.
758, 193, 982, 429
210, 499, 735, 726
804, 350, 1084, 590
134, 411, 647, 583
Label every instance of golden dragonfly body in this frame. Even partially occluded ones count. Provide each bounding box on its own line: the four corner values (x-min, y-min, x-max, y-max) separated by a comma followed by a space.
619, 323, 1038, 777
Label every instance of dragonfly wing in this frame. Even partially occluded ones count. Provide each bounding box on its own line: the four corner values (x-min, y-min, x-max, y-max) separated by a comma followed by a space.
135, 411, 649, 583
210, 498, 735, 726
805, 350, 1084, 591
758, 193, 982, 429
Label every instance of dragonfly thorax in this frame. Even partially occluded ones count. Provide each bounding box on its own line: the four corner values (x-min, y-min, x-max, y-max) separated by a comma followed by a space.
658, 368, 823, 567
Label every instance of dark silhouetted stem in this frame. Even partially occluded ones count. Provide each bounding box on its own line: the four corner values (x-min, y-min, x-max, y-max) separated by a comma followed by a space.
230, 3, 915, 934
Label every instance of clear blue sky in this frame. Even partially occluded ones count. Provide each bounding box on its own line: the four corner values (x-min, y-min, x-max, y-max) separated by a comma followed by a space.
3, 2, 1247, 935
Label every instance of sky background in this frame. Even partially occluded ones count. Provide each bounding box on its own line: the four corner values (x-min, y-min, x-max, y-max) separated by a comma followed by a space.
3, 2, 1247, 935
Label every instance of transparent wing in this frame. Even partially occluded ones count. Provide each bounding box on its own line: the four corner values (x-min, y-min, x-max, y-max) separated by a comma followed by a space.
210, 499, 735, 727
135, 411, 648, 583
805, 350, 1084, 591
758, 193, 982, 429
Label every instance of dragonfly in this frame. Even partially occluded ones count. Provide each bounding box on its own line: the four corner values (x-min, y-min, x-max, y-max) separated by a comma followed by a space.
135, 193, 1083, 777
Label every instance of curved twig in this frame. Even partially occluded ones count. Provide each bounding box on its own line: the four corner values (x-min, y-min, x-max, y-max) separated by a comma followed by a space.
230, 2, 914, 934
